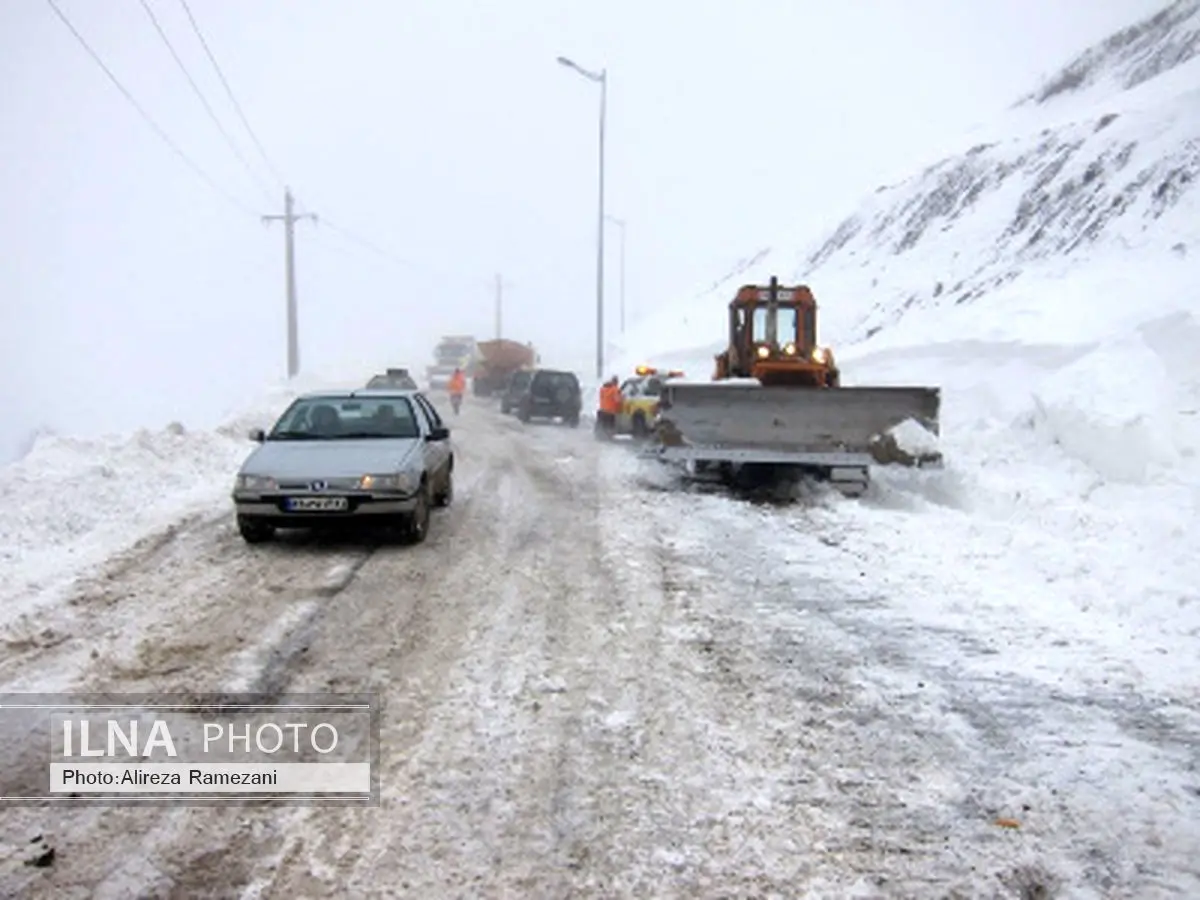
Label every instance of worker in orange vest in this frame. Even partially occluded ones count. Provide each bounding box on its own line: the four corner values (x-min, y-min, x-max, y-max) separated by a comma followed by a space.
595, 377, 622, 439
447, 368, 467, 415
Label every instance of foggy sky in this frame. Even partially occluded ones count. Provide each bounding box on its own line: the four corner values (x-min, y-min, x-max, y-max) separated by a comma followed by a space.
0, 0, 1169, 460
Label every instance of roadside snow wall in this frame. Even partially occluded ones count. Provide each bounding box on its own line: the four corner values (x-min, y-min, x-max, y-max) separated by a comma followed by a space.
0, 374, 351, 618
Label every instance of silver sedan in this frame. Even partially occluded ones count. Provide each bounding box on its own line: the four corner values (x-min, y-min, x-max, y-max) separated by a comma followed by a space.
231, 389, 453, 544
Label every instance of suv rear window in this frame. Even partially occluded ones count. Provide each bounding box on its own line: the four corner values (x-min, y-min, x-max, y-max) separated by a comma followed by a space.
532, 371, 579, 395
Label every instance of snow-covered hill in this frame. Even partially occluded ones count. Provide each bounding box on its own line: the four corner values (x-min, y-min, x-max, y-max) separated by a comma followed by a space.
614, 1, 1200, 690
1017, 0, 1200, 108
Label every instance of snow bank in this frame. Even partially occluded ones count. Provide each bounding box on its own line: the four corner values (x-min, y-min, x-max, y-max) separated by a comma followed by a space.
812, 258, 1200, 693
0, 372, 353, 628
1031, 327, 1197, 483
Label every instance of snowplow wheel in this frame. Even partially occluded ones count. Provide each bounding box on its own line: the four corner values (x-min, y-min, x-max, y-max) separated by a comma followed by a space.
631, 413, 649, 439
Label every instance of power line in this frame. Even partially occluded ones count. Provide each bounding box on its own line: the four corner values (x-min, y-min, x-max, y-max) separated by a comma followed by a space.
314, 218, 498, 290
319, 219, 427, 268
137, 0, 274, 203
53, 0, 498, 300
177, 0, 287, 189
161, 2, 492, 293
46, 0, 258, 216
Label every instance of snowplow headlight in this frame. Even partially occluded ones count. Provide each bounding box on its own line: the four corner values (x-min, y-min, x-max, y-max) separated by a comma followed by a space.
756, 345, 771, 359
783, 342, 797, 355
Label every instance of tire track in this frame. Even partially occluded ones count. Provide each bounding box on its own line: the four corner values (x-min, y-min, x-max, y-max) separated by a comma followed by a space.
50, 405, 526, 899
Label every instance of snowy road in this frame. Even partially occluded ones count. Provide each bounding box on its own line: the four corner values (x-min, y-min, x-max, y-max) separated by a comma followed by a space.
2, 399, 1198, 897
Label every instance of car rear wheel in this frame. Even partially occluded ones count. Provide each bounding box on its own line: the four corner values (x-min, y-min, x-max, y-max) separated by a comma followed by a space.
565, 413, 580, 427
237, 515, 274, 544
405, 485, 430, 544
517, 401, 531, 423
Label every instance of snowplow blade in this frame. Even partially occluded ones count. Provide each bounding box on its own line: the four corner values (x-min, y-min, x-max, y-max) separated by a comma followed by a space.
650, 382, 942, 467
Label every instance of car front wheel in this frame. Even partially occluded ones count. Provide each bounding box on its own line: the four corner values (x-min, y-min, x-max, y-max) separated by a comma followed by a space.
434, 470, 453, 507
237, 515, 274, 544
405, 485, 430, 544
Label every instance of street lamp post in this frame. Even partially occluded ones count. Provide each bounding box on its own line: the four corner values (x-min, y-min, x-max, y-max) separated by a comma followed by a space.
604, 215, 626, 333
557, 55, 607, 380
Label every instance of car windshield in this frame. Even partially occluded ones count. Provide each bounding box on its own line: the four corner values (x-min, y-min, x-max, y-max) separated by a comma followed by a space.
641, 377, 664, 397
268, 396, 421, 440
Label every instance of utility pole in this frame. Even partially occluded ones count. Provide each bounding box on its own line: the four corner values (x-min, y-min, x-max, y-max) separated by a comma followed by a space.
492, 274, 515, 340
557, 56, 608, 380
605, 215, 626, 333
262, 188, 317, 378
596, 70, 607, 378
494, 273, 502, 340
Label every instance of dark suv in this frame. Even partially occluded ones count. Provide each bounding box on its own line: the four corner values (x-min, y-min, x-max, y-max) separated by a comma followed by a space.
499, 369, 534, 415
515, 369, 581, 427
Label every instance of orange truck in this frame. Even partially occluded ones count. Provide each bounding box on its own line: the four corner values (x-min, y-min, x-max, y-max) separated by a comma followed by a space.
472, 339, 538, 397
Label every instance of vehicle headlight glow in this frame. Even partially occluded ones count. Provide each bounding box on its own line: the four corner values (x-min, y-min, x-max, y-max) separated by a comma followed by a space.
236, 474, 277, 491
783, 342, 797, 355
811, 347, 828, 363
358, 473, 415, 493
359, 474, 400, 491
756, 345, 771, 359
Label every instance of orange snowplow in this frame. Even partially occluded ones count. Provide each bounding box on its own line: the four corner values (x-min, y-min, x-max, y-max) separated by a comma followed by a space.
715, 282, 840, 387
646, 276, 942, 496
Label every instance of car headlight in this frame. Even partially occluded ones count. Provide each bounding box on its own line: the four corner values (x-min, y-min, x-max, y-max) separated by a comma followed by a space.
811, 347, 828, 364
235, 474, 277, 491
358, 473, 413, 493
783, 342, 797, 355
756, 345, 771, 359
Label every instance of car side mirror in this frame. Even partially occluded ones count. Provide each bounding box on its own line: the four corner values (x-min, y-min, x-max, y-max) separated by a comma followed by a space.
427, 426, 450, 441
247, 428, 266, 443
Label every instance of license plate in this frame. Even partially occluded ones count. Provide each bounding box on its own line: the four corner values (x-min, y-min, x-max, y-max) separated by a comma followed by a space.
285, 496, 348, 512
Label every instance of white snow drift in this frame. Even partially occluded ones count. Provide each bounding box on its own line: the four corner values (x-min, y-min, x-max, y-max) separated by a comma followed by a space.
0, 374, 349, 630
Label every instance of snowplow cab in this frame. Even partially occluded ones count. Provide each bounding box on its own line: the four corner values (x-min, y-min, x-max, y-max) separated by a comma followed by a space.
714, 276, 840, 387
